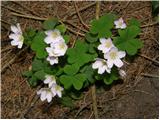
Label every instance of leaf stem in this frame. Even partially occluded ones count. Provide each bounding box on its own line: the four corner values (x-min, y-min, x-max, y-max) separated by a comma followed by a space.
91, 1, 101, 119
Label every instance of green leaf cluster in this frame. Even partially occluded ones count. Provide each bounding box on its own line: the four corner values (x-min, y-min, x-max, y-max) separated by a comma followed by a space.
59, 40, 98, 90
23, 58, 54, 87
31, 31, 48, 59
95, 67, 119, 85
23, 28, 36, 46
90, 13, 117, 38
67, 40, 97, 67
113, 19, 143, 55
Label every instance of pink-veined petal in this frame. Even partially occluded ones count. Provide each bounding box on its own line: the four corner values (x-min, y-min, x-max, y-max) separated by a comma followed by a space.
118, 51, 126, 58
57, 91, 62, 98
97, 44, 104, 51
114, 59, 123, 68
11, 25, 19, 34
11, 40, 19, 46
99, 38, 106, 44
9, 34, 19, 40
40, 91, 47, 101
44, 36, 53, 44
45, 30, 53, 35
46, 93, 52, 103
44, 78, 51, 84
107, 60, 114, 68
17, 42, 23, 49
98, 67, 105, 74
92, 61, 102, 69
114, 20, 119, 26
121, 23, 126, 29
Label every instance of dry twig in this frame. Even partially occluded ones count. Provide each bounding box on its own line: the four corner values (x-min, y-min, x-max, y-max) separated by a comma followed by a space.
141, 22, 158, 28
69, 2, 96, 18
1, 46, 29, 73
141, 73, 159, 78
74, 2, 89, 29
11, 1, 40, 17
139, 54, 159, 65
11, 12, 85, 37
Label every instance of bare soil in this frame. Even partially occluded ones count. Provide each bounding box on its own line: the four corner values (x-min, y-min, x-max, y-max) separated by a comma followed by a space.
1, 1, 159, 119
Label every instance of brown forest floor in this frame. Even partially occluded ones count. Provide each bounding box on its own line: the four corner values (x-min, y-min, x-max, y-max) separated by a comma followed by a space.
1, 1, 159, 119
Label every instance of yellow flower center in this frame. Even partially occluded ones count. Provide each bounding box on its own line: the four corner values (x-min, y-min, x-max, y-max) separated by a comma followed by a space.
59, 43, 65, 50
55, 85, 61, 91
52, 32, 59, 38
105, 41, 112, 48
118, 22, 122, 26
110, 52, 117, 60
19, 35, 24, 42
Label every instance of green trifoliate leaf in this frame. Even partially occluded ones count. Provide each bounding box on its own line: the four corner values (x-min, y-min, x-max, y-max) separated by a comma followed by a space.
103, 68, 119, 85
73, 74, 86, 90
81, 65, 96, 84
60, 96, 74, 108
34, 70, 46, 80
67, 40, 96, 67
56, 24, 67, 34
90, 13, 117, 38
43, 17, 58, 30
114, 25, 143, 55
32, 58, 44, 71
85, 32, 98, 43
31, 31, 47, 59
60, 73, 87, 90
28, 75, 39, 87
63, 64, 79, 75
63, 35, 70, 44
22, 70, 33, 78
128, 18, 141, 27
23, 28, 36, 45
60, 75, 73, 89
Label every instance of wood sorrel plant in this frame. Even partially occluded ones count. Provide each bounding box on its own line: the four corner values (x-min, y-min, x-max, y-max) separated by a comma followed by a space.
9, 13, 143, 106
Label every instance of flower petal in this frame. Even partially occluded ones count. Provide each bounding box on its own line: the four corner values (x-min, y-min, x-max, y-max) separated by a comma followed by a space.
98, 67, 105, 74
118, 51, 126, 58
121, 23, 126, 29
99, 38, 106, 44
92, 61, 102, 69
44, 36, 53, 44
17, 42, 23, 49
44, 78, 51, 84
97, 44, 103, 50
57, 91, 62, 98
11, 25, 19, 34
114, 59, 123, 68
46, 93, 52, 103
11, 40, 19, 46
107, 60, 114, 68
45, 30, 53, 35
40, 91, 47, 101
9, 34, 19, 40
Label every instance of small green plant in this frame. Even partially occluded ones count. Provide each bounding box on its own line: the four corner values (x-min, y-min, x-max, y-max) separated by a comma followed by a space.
9, 13, 143, 105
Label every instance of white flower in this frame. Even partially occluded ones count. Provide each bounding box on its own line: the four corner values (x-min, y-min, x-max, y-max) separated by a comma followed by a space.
92, 58, 111, 74
104, 47, 126, 68
37, 88, 55, 103
9, 23, 24, 48
114, 18, 126, 29
43, 75, 56, 88
51, 84, 63, 98
44, 29, 64, 44
98, 38, 114, 53
46, 41, 68, 57
119, 69, 126, 78
46, 56, 58, 65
